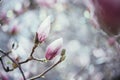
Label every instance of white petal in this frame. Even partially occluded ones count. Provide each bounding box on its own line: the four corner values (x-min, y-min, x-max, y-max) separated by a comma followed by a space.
47, 38, 63, 50
37, 16, 51, 36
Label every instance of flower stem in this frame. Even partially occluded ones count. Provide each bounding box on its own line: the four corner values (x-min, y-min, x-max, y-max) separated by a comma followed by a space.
30, 43, 38, 57
29, 60, 62, 80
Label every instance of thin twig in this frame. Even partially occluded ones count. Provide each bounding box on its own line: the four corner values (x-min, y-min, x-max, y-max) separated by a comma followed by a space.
0, 58, 9, 72
19, 43, 44, 65
19, 57, 45, 65
32, 57, 46, 62
29, 60, 62, 80
1, 50, 12, 58
19, 57, 32, 64
30, 44, 38, 57
0, 58, 14, 72
0, 49, 26, 80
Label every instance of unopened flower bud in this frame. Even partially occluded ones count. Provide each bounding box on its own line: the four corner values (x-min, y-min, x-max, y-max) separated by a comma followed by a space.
45, 38, 63, 60
36, 16, 51, 43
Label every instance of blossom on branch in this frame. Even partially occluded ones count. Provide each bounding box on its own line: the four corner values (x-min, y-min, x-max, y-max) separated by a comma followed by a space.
45, 38, 63, 60
35, 16, 51, 43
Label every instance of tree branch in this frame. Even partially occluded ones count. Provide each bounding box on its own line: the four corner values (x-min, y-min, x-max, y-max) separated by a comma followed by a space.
0, 49, 26, 80
29, 59, 62, 80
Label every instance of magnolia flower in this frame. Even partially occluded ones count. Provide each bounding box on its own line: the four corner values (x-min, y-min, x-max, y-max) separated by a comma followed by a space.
45, 38, 63, 60
36, 16, 51, 43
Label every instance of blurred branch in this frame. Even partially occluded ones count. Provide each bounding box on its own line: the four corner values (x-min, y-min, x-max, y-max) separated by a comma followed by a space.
0, 51, 12, 58
0, 58, 10, 72
19, 56, 46, 64
0, 49, 26, 80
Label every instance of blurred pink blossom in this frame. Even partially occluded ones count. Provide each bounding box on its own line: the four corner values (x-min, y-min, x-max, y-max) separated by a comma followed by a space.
37, 16, 51, 43
10, 25, 20, 35
35, 0, 57, 8
45, 38, 63, 60
0, 12, 9, 24
108, 37, 116, 46
0, 12, 6, 19
0, 73, 9, 80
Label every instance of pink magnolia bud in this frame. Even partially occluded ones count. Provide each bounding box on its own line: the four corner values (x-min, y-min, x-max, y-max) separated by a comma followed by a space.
36, 16, 51, 43
45, 38, 63, 60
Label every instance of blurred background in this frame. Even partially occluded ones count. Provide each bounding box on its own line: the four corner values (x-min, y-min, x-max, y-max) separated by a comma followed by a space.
0, 0, 120, 80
